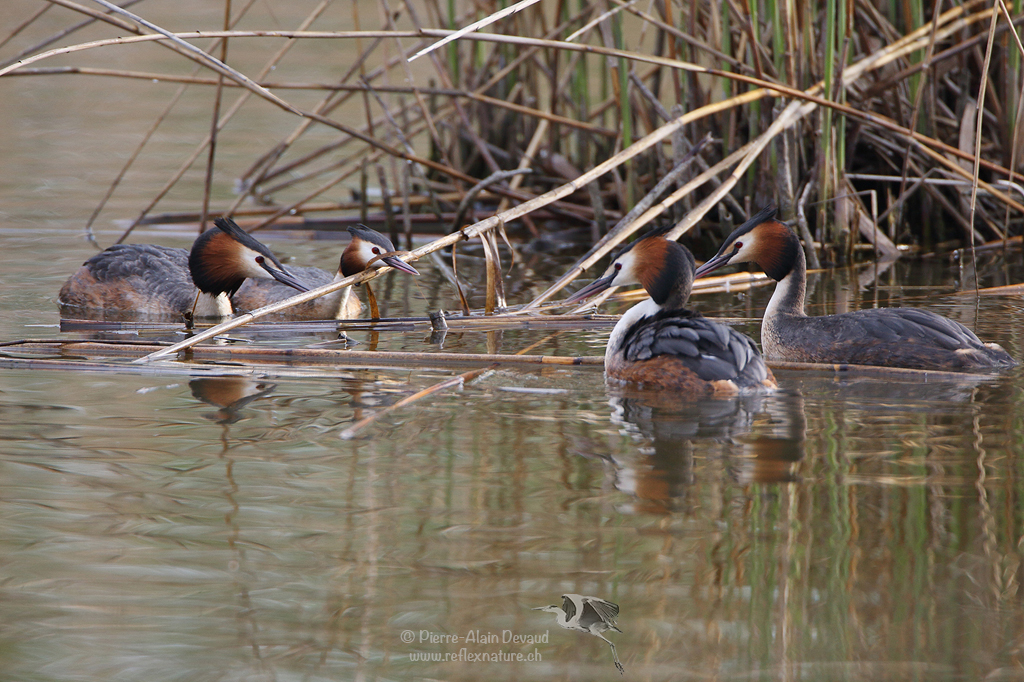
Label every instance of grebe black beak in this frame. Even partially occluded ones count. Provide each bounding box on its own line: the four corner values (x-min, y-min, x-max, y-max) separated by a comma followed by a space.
693, 251, 735, 279
379, 254, 419, 276
563, 272, 617, 305
261, 260, 311, 292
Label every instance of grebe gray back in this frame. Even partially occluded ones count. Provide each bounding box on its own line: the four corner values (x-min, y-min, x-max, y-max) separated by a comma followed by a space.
565, 228, 776, 395
231, 225, 419, 319
58, 217, 308, 320
693, 205, 1017, 372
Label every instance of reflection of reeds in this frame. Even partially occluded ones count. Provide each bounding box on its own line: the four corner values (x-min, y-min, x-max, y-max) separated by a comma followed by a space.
2, 360, 1016, 679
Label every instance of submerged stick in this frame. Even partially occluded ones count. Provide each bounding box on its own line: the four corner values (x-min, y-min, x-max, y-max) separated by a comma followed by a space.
10, 339, 604, 366
767, 360, 1002, 381
338, 366, 490, 440
337, 330, 568, 440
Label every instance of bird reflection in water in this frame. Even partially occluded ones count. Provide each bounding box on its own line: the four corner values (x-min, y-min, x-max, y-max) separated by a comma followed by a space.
189, 377, 277, 424
607, 387, 806, 513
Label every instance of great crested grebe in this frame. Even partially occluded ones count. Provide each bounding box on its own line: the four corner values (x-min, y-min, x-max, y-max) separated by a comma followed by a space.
565, 228, 777, 394
694, 205, 1017, 372
232, 225, 419, 319
58, 217, 309, 319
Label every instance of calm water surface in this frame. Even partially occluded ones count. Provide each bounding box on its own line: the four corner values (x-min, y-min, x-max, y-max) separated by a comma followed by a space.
5, 3, 1024, 681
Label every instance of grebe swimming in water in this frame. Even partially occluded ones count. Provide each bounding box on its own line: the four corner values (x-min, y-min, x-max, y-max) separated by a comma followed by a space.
693, 205, 1017, 372
232, 225, 419, 319
58, 217, 308, 320
565, 227, 776, 395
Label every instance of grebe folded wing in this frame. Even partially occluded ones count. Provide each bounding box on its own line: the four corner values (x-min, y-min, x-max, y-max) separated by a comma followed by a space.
694, 204, 1016, 372
58, 244, 196, 316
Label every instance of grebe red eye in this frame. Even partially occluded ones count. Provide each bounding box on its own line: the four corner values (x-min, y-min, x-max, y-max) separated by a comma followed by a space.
255, 255, 265, 264
372, 247, 381, 254
733, 242, 743, 250
614, 262, 622, 271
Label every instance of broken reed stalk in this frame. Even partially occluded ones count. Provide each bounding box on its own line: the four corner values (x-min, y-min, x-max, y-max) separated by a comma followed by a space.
11, 6, 1023, 258
7, 20, 1017, 180
337, 366, 489, 440
4, 340, 987, 384
132, 93, 781, 363
12, 0, 1024, 297
364, 282, 380, 319
966, 6, 1002, 290
134, 1, 994, 363
113, 3, 334, 243
523, 131, 720, 311
8, 338, 603, 366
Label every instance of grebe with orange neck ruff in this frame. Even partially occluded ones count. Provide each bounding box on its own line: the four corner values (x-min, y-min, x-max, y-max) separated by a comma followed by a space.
59, 217, 308, 320
566, 228, 776, 395
694, 205, 1016, 372
232, 225, 419, 319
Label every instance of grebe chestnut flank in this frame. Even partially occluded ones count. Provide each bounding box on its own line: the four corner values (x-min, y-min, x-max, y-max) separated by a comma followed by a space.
58, 217, 309, 319
232, 225, 419, 319
565, 228, 777, 394
693, 205, 1017, 372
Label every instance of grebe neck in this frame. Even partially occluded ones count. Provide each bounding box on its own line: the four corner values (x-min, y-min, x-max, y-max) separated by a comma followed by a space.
763, 237, 807, 321
332, 270, 353, 316
194, 292, 233, 318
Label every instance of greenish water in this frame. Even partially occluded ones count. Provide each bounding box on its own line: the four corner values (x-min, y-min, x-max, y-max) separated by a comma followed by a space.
2, 230, 1024, 681
5, 2, 1024, 680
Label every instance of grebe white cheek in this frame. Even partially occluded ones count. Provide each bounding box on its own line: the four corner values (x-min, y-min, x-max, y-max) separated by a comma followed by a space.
565, 229, 777, 395
232, 224, 418, 320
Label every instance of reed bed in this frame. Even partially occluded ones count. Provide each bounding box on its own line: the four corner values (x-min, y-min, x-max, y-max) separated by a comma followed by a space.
5, 0, 1024, 334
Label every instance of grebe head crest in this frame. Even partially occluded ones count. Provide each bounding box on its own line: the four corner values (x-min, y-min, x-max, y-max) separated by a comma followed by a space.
693, 205, 799, 281
340, 225, 420, 277
189, 217, 310, 297
565, 226, 695, 307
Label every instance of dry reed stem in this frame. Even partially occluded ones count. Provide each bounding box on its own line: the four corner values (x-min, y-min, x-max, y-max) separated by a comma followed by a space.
9, 339, 603, 366
409, 0, 543, 61
113, 4, 333, 242
26, 1, 301, 113
133, 87, 780, 363
0, 18, 981, 123
59, 313, 616, 335
525, 135, 760, 312
7, 19, 1018, 186
5, 30, 589, 218
4, 340, 988, 383
959, 4, 1003, 288
521, 4, 1023, 309
12, 0, 1023, 308
0, 5, 55, 61
998, 0, 1024, 241
893, 0, 946, 235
